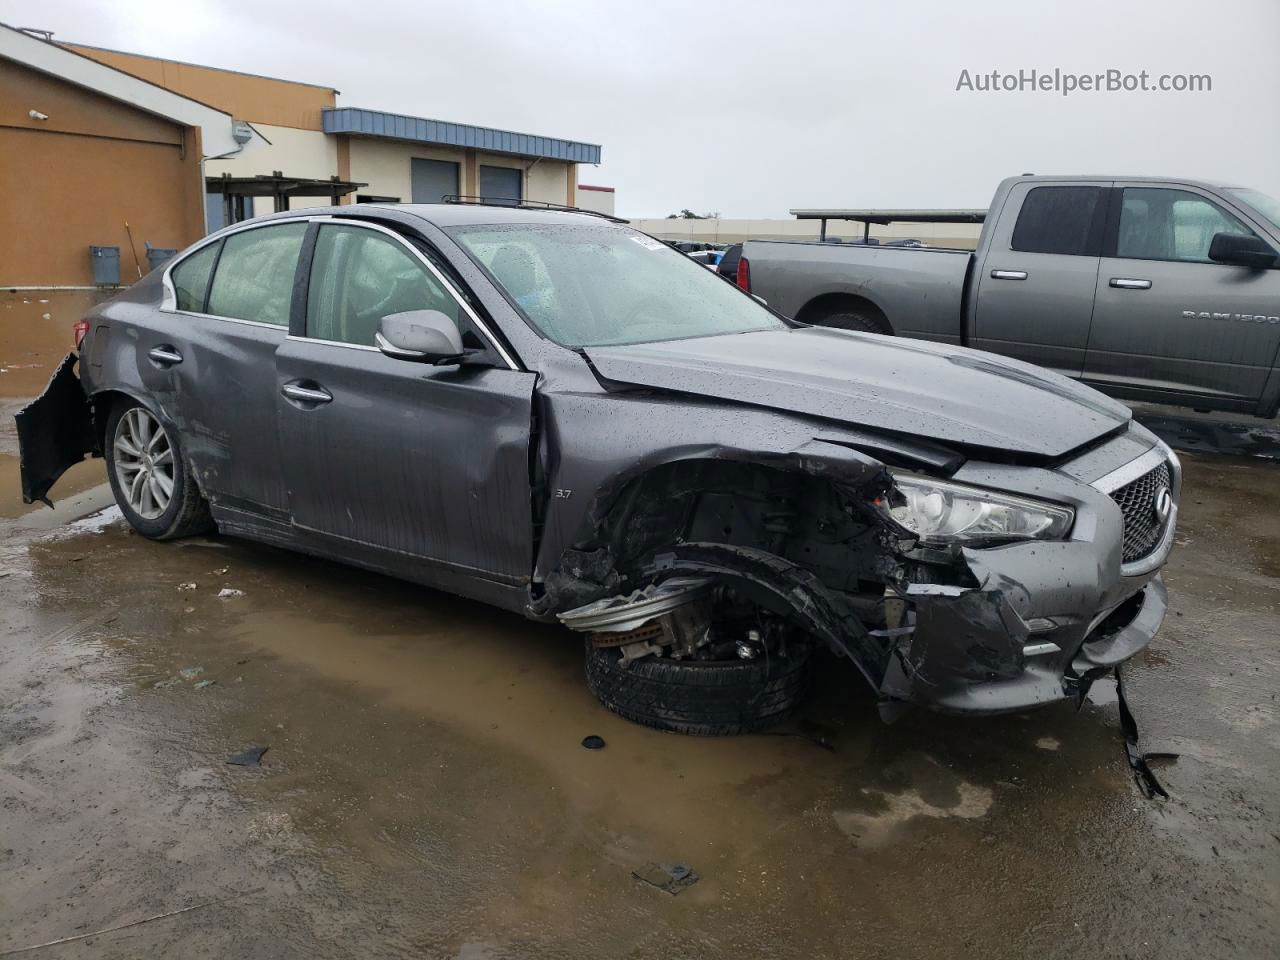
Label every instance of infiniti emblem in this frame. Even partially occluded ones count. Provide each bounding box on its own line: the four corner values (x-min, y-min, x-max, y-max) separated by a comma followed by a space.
1153, 486, 1173, 524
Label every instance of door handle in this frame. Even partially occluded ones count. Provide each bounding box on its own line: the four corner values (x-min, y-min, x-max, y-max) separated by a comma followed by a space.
990, 270, 1028, 280
147, 345, 183, 366
1109, 277, 1152, 290
281, 383, 333, 404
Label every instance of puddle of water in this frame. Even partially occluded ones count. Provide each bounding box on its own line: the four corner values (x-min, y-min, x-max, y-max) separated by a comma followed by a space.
833, 781, 994, 848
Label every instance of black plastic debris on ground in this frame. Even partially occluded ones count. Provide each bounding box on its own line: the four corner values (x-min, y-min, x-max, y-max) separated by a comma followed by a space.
581, 735, 606, 750
633, 862, 699, 896
226, 746, 268, 767
1115, 667, 1179, 800
1137, 413, 1280, 462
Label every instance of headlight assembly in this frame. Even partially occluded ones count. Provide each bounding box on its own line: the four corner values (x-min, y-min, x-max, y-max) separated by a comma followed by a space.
878, 474, 1074, 545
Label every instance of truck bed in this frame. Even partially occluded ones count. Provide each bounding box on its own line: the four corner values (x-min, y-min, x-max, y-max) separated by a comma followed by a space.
743, 240, 973, 344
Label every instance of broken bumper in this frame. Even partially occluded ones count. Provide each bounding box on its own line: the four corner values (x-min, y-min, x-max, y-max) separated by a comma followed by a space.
883, 571, 1167, 714
879, 440, 1177, 715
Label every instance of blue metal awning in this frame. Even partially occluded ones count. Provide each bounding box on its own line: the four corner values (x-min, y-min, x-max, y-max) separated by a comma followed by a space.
323, 107, 601, 164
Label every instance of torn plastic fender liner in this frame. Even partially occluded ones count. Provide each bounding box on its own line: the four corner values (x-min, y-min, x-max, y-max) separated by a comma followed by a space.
15, 353, 96, 506
644, 541, 894, 690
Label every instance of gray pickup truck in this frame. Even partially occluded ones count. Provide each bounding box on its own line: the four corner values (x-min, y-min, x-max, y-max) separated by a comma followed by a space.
740, 176, 1280, 417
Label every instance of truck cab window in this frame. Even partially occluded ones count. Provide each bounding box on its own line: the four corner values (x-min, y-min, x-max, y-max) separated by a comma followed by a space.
1011, 186, 1104, 256
1117, 188, 1255, 263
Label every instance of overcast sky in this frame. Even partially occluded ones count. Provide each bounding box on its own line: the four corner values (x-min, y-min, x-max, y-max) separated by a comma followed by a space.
9, 0, 1280, 217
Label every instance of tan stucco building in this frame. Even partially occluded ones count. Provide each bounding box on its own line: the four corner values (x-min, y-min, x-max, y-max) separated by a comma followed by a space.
0, 25, 603, 287
65, 43, 600, 228
0, 26, 244, 287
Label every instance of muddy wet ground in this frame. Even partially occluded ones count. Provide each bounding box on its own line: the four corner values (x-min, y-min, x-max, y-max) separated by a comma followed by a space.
2, 295, 1279, 958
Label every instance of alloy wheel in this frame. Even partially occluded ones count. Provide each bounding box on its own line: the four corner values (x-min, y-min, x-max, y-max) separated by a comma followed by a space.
113, 407, 175, 520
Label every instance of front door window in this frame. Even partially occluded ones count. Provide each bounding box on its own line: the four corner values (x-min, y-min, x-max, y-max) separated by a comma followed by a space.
1116, 188, 1255, 263
305, 224, 464, 346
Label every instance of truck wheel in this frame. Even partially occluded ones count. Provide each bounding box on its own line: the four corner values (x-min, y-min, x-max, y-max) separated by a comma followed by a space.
105, 399, 213, 540
584, 640, 811, 735
815, 309, 891, 335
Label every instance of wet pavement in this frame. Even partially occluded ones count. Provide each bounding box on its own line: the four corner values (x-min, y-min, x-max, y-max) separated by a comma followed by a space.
0, 455, 1276, 958
2, 293, 1278, 957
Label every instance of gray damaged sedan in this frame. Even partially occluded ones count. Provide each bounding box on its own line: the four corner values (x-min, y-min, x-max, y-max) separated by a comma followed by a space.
17, 204, 1179, 733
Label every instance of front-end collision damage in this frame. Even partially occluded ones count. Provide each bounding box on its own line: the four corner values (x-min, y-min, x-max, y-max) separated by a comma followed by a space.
539, 436, 908, 685
882, 536, 1169, 715
544, 421, 1172, 718
534, 364, 1175, 717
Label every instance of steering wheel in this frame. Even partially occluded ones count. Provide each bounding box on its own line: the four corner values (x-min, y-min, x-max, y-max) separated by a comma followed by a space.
354, 271, 413, 332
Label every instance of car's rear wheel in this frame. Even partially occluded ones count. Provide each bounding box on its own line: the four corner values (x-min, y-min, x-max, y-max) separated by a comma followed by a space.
584, 640, 811, 736
105, 400, 212, 540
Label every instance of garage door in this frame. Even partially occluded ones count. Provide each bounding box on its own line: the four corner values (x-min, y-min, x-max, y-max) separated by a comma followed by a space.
410, 158, 459, 204
479, 165, 522, 206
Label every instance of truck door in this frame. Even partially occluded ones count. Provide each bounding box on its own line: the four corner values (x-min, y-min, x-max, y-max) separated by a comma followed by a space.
1083, 184, 1280, 410
972, 181, 1110, 378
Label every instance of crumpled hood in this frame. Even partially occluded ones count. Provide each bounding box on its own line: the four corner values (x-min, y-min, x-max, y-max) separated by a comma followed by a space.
585, 327, 1131, 458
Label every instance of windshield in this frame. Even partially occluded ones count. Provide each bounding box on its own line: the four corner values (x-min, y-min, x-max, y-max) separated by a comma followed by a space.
447, 222, 786, 347
1227, 188, 1280, 233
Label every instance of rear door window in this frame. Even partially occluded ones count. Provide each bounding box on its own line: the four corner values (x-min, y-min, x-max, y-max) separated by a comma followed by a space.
206, 223, 308, 326
305, 224, 463, 346
170, 241, 220, 313
1011, 186, 1105, 256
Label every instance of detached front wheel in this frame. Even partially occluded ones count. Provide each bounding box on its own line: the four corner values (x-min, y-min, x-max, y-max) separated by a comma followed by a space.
584, 640, 811, 736
105, 400, 212, 540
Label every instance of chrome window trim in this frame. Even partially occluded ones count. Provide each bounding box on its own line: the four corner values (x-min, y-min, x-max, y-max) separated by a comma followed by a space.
168, 310, 288, 331
1092, 440, 1182, 578
286, 335, 379, 353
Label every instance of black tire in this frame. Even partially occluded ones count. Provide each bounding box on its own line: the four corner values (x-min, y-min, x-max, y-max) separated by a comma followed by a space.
584, 640, 812, 736
105, 399, 213, 540
814, 309, 891, 335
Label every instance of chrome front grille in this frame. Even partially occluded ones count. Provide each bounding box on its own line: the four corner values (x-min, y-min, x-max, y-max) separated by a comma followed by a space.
1109, 461, 1172, 563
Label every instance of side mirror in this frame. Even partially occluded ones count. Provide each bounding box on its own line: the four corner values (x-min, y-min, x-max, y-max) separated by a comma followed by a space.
1208, 232, 1277, 270
376, 309, 464, 363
